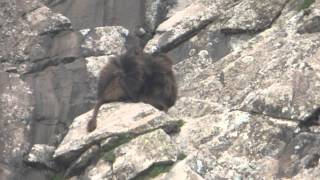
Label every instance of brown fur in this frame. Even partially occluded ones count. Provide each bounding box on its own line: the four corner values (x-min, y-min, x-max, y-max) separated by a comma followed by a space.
87, 49, 177, 132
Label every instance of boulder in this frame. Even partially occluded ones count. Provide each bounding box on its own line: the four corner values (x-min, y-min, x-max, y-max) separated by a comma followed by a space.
83, 129, 180, 180
54, 103, 182, 162
25, 6, 72, 35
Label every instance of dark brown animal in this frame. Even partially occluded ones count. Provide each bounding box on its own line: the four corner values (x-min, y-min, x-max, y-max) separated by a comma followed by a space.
87, 49, 177, 132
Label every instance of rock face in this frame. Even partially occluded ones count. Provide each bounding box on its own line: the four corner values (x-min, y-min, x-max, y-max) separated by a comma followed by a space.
0, 72, 34, 179
2, 0, 320, 180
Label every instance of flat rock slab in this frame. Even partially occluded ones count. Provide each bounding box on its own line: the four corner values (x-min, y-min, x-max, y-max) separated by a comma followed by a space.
54, 102, 181, 162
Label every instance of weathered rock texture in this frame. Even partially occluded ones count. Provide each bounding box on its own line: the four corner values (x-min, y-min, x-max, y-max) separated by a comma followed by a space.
2, 0, 320, 180
53, 103, 182, 162
82, 129, 180, 180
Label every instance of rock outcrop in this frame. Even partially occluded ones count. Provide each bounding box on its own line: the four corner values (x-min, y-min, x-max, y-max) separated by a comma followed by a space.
2, 0, 320, 180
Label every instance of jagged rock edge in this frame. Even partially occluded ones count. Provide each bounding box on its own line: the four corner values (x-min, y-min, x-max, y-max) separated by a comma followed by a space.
53, 119, 185, 176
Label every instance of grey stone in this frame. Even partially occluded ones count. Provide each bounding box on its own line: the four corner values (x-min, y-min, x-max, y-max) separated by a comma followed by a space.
80, 26, 129, 57
25, 6, 72, 35
24, 59, 94, 146
0, 71, 34, 179
144, 2, 221, 53
162, 1, 320, 179
24, 144, 57, 169
48, 0, 147, 31
84, 129, 180, 180
297, 2, 320, 34
151, 0, 288, 63
221, 0, 288, 33
145, 0, 176, 32
81, 159, 113, 180
3, 0, 320, 179
53, 103, 182, 162
65, 144, 100, 178
153, 159, 205, 180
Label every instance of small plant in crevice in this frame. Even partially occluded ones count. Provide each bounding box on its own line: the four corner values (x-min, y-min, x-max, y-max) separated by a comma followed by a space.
103, 150, 116, 164
102, 133, 133, 152
163, 119, 185, 134
52, 172, 64, 180
177, 119, 185, 129
177, 152, 187, 160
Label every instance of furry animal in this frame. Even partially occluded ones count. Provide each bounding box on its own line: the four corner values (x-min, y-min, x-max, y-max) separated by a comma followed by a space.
87, 49, 177, 132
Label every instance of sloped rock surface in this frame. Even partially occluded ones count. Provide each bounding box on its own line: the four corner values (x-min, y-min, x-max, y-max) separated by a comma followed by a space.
182, 112, 292, 179
153, 159, 205, 180
106, 129, 179, 180
54, 103, 182, 162
81, 129, 180, 180
164, 1, 320, 179
174, 7, 320, 121
145, 0, 288, 55
3, 0, 320, 179
144, 2, 221, 53
0, 1, 130, 179
221, 0, 287, 32
64, 144, 100, 178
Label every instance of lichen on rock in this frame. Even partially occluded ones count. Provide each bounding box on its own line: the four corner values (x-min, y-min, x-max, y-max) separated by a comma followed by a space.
3, 0, 320, 179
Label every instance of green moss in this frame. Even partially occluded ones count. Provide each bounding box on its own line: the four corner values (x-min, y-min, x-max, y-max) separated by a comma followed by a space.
172, 119, 185, 134
131, 162, 174, 180
163, 120, 186, 134
103, 150, 116, 163
177, 152, 187, 160
103, 134, 133, 152
177, 120, 185, 128
52, 173, 64, 180
298, 0, 315, 10
100, 134, 134, 164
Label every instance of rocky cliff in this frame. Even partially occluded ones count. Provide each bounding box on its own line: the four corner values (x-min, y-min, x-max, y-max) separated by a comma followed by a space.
1, 0, 320, 179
